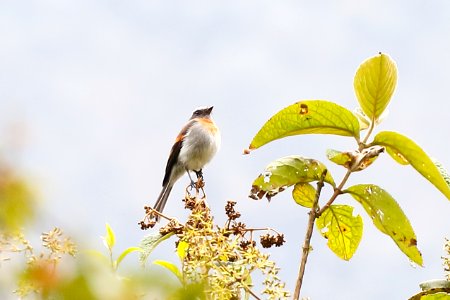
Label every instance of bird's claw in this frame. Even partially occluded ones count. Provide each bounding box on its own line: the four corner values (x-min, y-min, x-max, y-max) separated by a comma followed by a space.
194, 169, 204, 180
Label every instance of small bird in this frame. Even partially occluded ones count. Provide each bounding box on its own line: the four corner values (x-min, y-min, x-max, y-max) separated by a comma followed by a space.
153, 106, 220, 219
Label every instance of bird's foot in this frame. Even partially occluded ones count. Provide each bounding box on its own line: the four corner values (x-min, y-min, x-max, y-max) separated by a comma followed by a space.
194, 169, 204, 180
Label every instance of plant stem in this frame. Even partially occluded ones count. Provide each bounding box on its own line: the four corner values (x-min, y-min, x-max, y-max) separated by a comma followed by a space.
318, 169, 352, 216
294, 115, 378, 299
242, 283, 262, 300
361, 119, 376, 147
293, 171, 326, 300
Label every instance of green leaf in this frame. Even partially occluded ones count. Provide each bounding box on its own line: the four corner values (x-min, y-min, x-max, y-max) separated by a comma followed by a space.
373, 131, 450, 200
345, 184, 423, 266
316, 205, 363, 260
248, 100, 360, 150
116, 247, 143, 269
139, 232, 174, 266
292, 183, 316, 208
354, 53, 397, 121
249, 155, 335, 201
153, 260, 183, 283
103, 223, 115, 251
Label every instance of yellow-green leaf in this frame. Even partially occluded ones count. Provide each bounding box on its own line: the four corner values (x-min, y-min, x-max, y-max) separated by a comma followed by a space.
139, 232, 174, 266
434, 160, 450, 189
153, 260, 183, 283
83, 249, 110, 265
353, 107, 370, 130
345, 184, 423, 266
326, 147, 383, 171
103, 223, 115, 251
316, 205, 363, 260
420, 293, 450, 300
249, 155, 335, 201
385, 145, 409, 165
292, 183, 316, 208
373, 131, 450, 200
0, 174, 35, 231
116, 247, 143, 269
326, 149, 353, 168
248, 100, 360, 150
354, 53, 397, 121
177, 240, 189, 260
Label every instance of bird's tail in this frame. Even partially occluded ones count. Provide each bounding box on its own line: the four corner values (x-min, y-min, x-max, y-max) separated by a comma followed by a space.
153, 184, 173, 221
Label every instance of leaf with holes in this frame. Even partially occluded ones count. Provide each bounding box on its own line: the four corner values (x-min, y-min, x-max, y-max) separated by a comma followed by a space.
354, 53, 397, 121
249, 156, 335, 201
434, 160, 450, 188
345, 184, 423, 266
373, 131, 450, 200
247, 100, 360, 151
292, 183, 316, 208
316, 205, 363, 260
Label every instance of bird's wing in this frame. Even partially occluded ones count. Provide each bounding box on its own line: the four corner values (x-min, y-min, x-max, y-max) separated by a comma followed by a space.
162, 119, 196, 186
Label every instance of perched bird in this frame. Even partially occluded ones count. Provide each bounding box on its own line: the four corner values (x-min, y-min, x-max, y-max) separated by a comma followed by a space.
153, 106, 220, 219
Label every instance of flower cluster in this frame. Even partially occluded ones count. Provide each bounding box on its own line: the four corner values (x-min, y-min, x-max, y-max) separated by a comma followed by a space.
139, 186, 289, 299
1, 228, 77, 297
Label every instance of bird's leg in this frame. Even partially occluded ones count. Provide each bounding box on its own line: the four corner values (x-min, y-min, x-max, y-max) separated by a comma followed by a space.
186, 170, 196, 188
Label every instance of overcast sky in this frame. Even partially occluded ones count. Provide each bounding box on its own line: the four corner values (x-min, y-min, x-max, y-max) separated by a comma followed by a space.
1, 1, 450, 299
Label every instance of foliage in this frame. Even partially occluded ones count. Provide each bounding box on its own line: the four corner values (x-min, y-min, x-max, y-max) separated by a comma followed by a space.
96, 223, 143, 271
245, 53, 450, 298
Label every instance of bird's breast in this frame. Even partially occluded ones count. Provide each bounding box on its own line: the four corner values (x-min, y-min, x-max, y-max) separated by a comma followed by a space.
179, 120, 220, 171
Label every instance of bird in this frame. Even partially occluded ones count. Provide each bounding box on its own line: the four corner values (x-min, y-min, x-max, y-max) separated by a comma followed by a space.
153, 106, 220, 219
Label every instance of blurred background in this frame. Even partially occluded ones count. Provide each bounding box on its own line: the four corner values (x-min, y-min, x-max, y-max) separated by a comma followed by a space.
1, 1, 449, 299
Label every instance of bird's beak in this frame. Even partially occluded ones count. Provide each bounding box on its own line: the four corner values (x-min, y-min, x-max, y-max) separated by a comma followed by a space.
207, 106, 214, 114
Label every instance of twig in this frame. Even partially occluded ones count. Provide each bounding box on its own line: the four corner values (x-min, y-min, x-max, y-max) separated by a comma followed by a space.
293, 170, 327, 300
360, 119, 375, 148
145, 207, 172, 222
292, 116, 378, 299
241, 227, 283, 235
317, 169, 351, 216
242, 283, 262, 300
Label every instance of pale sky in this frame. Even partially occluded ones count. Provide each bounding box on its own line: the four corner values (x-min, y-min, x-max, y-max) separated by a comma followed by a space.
1, 1, 450, 299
